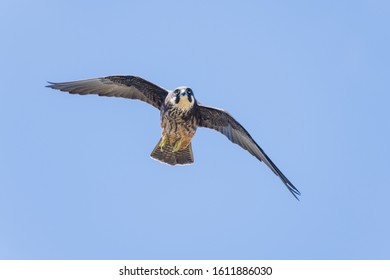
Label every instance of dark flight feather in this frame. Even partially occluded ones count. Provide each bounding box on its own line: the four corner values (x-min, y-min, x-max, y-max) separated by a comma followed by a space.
197, 104, 301, 200
47, 75, 168, 109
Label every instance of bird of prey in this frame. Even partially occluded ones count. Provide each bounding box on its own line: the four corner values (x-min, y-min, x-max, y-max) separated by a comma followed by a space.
47, 75, 300, 199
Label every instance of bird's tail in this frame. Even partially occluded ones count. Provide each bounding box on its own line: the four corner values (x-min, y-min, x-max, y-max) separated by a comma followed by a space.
150, 138, 194, 165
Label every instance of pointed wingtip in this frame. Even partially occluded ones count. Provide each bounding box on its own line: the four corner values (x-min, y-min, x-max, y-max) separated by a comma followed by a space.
288, 184, 301, 201
292, 190, 301, 201
46, 81, 55, 88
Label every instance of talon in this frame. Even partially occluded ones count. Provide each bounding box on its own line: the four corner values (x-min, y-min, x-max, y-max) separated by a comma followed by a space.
173, 139, 182, 152
159, 135, 168, 151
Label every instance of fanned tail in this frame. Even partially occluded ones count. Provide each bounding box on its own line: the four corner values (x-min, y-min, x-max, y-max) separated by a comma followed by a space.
150, 139, 194, 165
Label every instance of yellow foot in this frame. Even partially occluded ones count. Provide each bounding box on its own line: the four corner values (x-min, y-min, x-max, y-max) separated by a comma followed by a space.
159, 135, 168, 151
173, 139, 182, 152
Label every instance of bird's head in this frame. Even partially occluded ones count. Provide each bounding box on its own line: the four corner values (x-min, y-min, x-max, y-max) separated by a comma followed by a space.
168, 86, 195, 111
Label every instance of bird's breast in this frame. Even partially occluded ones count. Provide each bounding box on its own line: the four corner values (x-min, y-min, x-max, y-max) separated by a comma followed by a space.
160, 106, 198, 145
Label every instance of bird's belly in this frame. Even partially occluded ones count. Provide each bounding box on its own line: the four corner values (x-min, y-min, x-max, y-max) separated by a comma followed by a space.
161, 118, 197, 149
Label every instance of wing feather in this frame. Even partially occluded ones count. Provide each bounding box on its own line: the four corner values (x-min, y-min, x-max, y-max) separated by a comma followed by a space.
197, 104, 301, 199
47, 75, 168, 109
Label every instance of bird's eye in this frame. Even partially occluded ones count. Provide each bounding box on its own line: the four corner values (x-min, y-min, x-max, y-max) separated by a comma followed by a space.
186, 88, 193, 95
174, 89, 181, 94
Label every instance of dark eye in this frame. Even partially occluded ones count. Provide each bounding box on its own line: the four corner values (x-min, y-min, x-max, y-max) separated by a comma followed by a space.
174, 89, 181, 94
186, 88, 193, 95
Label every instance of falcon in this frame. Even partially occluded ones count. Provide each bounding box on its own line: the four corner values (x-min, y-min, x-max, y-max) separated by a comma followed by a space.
47, 75, 301, 199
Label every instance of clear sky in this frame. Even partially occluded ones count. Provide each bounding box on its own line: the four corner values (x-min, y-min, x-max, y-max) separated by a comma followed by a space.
1, 0, 389, 259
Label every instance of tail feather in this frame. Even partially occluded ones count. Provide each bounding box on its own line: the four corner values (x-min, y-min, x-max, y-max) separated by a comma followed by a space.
150, 139, 194, 165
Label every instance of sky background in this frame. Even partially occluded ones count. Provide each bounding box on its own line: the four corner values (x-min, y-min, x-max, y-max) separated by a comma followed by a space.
1, 0, 389, 259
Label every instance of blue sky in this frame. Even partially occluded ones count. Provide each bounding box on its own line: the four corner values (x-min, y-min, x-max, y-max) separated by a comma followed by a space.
1, 0, 389, 259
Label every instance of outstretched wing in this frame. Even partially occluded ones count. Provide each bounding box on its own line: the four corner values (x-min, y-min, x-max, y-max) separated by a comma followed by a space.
197, 104, 301, 200
47, 75, 168, 109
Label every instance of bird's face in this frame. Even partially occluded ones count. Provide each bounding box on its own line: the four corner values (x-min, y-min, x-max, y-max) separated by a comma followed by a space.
168, 86, 195, 111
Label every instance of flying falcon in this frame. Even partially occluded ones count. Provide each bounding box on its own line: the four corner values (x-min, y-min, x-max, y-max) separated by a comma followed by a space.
47, 75, 301, 199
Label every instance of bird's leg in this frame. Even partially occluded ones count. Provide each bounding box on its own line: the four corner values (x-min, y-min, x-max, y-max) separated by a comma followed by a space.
159, 134, 168, 151
173, 138, 182, 152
